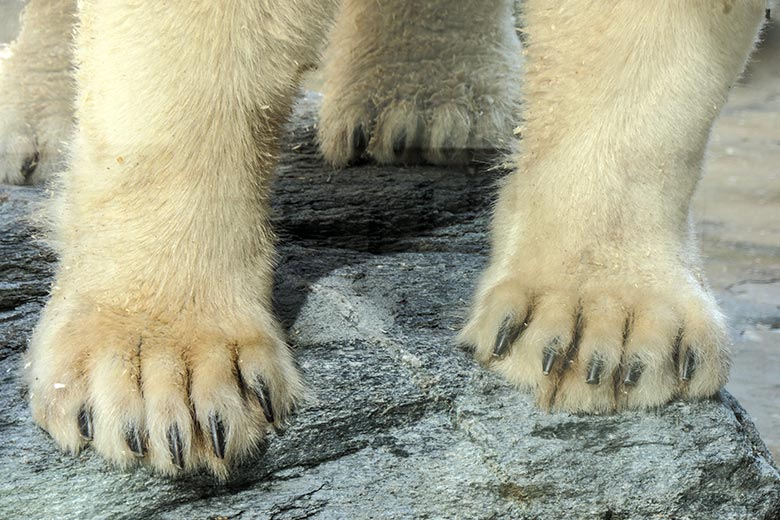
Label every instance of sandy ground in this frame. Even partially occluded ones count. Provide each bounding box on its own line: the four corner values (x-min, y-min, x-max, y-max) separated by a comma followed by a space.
0, 4, 777, 458
0, 1, 23, 44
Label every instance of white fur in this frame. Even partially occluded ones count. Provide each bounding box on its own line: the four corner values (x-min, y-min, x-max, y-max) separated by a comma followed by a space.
461, 0, 766, 411
0, 0, 765, 477
0, 0, 75, 184
318, 0, 522, 166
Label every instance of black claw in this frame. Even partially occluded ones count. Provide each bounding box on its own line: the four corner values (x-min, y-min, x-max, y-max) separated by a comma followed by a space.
78, 406, 93, 441
254, 378, 275, 424
352, 125, 368, 155
681, 350, 697, 381
166, 424, 184, 470
542, 345, 558, 375
21, 151, 39, 182
493, 318, 524, 358
124, 424, 145, 457
392, 130, 406, 157
208, 413, 227, 459
586, 357, 604, 385
623, 360, 643, 387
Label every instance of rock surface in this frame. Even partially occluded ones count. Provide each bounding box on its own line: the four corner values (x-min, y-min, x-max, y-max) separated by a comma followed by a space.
1, 95, 779, 520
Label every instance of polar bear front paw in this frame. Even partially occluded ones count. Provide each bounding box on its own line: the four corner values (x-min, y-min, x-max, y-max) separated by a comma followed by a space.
461, 263, 729, 413
27, 298, 302, 479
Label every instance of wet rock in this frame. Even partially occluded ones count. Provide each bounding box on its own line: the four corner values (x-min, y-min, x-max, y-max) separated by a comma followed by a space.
1, 94, 778, 520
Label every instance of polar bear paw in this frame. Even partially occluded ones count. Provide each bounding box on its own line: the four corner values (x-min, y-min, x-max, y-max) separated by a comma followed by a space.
27, 297, 303, 480
461, 259, 730, 412
0, 107, 71, 185
317, 3, 522, 167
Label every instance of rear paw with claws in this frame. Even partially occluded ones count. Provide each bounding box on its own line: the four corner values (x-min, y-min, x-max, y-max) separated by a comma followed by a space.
317, 2, 521, 168
318, 91, 520, 168
27, 300, 302, 479
461, 277, 729, 412
0, 110, 71, 185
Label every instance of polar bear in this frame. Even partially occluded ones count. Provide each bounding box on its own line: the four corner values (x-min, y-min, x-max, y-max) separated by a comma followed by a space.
0, 0, 766, 479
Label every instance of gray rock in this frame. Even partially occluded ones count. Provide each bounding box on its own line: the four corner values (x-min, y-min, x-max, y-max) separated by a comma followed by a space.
1, 94, 778, 520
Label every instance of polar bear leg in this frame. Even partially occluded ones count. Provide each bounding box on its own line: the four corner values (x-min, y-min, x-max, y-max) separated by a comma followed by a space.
318, 0, 522, 167
27, 0, 336, 479
0, 0, 75, 185
461, 0, 765, 411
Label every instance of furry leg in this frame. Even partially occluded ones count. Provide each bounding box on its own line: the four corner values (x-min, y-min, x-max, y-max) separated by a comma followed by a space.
319, 0, 522, 166
0, 0, 75, 184
462, 0, 765, 412
27, 0, 336, 479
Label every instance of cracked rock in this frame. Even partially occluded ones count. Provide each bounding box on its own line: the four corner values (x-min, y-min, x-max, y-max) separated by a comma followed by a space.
1, 94, 779, 520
